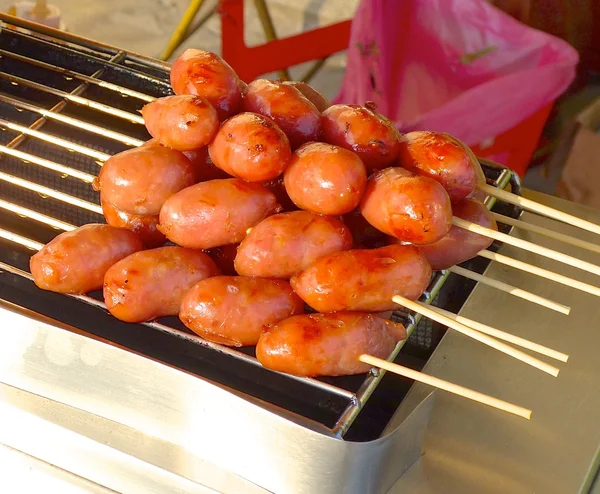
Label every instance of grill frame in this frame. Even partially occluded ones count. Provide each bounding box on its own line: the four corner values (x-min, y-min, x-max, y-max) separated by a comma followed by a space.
0, 14, 523, 439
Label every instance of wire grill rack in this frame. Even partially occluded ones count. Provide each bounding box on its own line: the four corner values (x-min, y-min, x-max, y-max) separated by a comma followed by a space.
0, 14, 521, 439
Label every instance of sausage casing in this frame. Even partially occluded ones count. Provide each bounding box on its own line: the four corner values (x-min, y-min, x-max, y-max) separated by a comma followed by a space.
30, 224, 144, 294
397, 131, 482, 201
321, 104, 401, 171
179, 276, 304, 347
290, 244, 431, 312
360, 167, 452, 245
142, 94, 219, 151
209, 113, 292, 183
417, 199, 497, 270
94, 144, 195, 215
182, 147, 232, 183
158, 178, 280, 249
283, 142, 367, 215
243, 79, 322, 149
170, 49, 242, 120
256, 312, 406, 377
103, 246, 220, 323
234, 211, 353, 279
281, 81, 329, 112
205, 243, 239, 276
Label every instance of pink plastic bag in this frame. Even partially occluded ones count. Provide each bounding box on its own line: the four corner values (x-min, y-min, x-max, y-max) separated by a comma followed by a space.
334, 0, 579, 148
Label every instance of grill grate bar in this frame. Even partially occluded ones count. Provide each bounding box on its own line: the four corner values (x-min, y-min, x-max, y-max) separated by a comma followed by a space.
0, 119, 110, 162
0, 199, 76, 231
0, 71, 146, 125
0, 49, 156, 103
0, 144, 96, 183
0, 171, 102, 214
0, 237, 356, 401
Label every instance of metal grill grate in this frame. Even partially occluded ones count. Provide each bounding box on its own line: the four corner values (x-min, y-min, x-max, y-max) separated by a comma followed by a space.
0, 14, 522, 439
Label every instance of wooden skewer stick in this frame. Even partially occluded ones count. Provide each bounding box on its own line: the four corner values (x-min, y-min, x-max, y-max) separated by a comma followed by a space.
428, 306, 569, 363
491, 212, 600, 255
453, 217, 600, 278
448, 265, 570, 315
479, 183, 600, 237
391, 295, 560, 377
478, 249, 600, 298
359, 354, 532, 420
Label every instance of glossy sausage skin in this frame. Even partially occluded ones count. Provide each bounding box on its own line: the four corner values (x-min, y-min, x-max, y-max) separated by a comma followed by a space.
416, 199, 498, 270
170, 49, 242, 120
208, 113, 292, 182
235, 211, 353, 278
205, 243, 239, 275
360, 167, 452, 245
158, 178, 280, 249
182, 147, 232, 182
290, 244, 431, 312
283, 142, 367, 215
30, 224, 144, 294
94, 144, 195, 215
101, 196, 166, 248
397, 131, 481, 201
342, 208, 387, 248
281, 81, 329, 112
103, 247, 220, 323
256, 312, 406, 377
262, 176, 297, 212
243, 79, 322, 149
321, 104, 401, 171
179, 276, 304, 347
142, 95, 219, 151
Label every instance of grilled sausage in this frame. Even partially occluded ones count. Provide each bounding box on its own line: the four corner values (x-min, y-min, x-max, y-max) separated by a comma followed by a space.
360, 167, 452, 245
101, 196, 166, 248
142, 94, 219, 151
290, 244, 431, 312
179, 276, 304, 347
416, 199, 498, 270
397, 131, 485, 201
170, 48, 243, 120
208, 113, 292, 182
205, 243, 239, 275
321, 104, 401, 171
234, 211, 353, 278
94, 144, 195, 215
283, 142, 367, 215
342, 208, 387, 249
256, 312, 406, 377
158, 178, 280, 249
243, 79, 322, 149
30, 224, 144, 294
182, 147, 232, 182
261, 176, 298, 212
103, 246, 220, 323
281, 81, 329, 112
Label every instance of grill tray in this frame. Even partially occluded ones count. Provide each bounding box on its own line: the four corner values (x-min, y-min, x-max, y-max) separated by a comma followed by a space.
0, 14, 522, 442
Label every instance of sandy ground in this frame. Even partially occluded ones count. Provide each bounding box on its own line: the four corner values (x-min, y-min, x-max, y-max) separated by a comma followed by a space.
2, 0, 358, 100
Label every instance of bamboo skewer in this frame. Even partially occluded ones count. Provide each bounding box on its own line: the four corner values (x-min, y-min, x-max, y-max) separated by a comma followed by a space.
453, 217, 600, 277
428, 306, 569, 362
479, 183, 600, 237
491, 212, 600, 255
359, 354, 532, 420
391, 295, 560, 376
478, 249, 600, 298
448, 265, 570, 315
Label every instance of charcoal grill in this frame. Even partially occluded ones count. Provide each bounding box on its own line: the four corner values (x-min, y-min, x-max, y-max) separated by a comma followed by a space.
0, 14, 527, 494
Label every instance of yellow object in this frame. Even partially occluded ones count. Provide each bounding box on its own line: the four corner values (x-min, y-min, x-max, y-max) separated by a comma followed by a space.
161, 0, 207, 61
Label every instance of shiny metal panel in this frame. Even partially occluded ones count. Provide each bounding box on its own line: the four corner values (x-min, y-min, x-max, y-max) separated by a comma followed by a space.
388, 190, 600, 494
0, 301, 435, 494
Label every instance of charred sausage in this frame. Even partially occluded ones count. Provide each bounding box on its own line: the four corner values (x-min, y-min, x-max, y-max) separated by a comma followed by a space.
256, 312, 406, 377
208, 113, 292, 182
158, 178, 280, 249
103, 246, 220, 323
142, 94, 219, 151
234, 211, 353, 278
179, 276, 304, 347
290, 244, 432, 312
30, 224, 144, 294
283, 142, 367, 215
243, 79, 322, 149
360, 167, 452, 245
